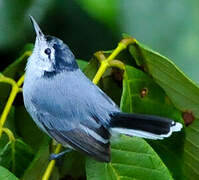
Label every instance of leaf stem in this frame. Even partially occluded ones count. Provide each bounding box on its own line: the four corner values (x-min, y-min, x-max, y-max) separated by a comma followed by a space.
0, 85, 19, 137
0, 75, 18, 87
92, 61, 109, 84
92, 38, 134, 85
17, 74, 25, 87
94, 51, 106, 62
106, 42, 127, 62
41, 144, 62, 180
1, 127, 16, 142
109, 60, 125, 70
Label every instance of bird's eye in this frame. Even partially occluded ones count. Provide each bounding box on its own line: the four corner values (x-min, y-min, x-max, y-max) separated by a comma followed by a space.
44, 48, 51, 55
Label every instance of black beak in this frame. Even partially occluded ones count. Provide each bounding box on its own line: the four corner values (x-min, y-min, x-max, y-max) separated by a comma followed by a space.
29, 15, 45, 39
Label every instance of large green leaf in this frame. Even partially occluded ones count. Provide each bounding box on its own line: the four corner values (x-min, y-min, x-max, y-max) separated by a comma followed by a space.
86, 136, 173, 180
83, 56, 100, 80
124, 36, 199, 179
15, 106, 45, 152
21, 136, 59, 180
0, 44, 32, 113
3, 44, 33, 80
1, 45, 43, 153
0, 166, 19, 180
4, 107, 16, 136
77, 59, 88, 70
121, 65, 184, 179
126, 36, 199, 119
0, 82, 11, 113
99, 74, 122, 106
184, 119, 199, 180
59, 151, 86, 179
0, 139, 34, 178
83, 56, 122, 106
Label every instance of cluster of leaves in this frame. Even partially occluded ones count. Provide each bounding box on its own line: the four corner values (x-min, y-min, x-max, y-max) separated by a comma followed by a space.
0, 35, 199, 180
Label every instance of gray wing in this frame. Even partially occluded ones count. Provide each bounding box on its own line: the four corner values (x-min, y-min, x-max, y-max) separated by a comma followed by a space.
37, 111, 111, 162
29, 69, 119, 162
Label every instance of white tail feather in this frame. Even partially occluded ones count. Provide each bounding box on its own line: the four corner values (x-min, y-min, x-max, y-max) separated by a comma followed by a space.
111, 122, 183, 140
171, 122, 183, 132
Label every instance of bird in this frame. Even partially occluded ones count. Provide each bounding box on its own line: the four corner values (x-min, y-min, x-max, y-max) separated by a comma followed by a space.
23, 16, 183, 162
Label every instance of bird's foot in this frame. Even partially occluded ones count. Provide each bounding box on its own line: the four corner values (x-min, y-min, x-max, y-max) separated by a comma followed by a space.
49, 149, 72, 160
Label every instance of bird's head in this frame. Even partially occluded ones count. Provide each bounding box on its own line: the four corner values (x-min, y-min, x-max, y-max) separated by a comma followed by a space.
28, 16, 78, 77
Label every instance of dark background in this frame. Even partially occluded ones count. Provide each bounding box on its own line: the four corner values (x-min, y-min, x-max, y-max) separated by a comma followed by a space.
0, 0, 199, 84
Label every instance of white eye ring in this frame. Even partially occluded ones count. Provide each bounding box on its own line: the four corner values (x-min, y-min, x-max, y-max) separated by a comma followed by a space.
44, 48, 51, 55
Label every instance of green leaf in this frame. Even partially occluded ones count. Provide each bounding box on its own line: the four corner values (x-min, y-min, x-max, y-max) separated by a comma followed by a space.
21, 136, 59, 180
99, 74, 122, 106
15, 106, 45, 152
121, 65, 183, 122
77, 59, 88, 70
0, 166, 19, 180
184, 119, 199, 180
121, 65, 184, 179
83, 56, 100, 80
59, 151, 85, 179
0, 139, 34, 178
83, 57, 122, 106
0, 83, 11, 113
86, 136, 173, 180
3, 44, 33, 80
0, 44, 32, 112
4, 107, 16, 136
123, 35, 199, 179
126, 36, 199, 119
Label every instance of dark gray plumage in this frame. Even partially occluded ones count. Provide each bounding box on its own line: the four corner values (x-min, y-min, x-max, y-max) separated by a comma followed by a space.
23, 16, 182, 162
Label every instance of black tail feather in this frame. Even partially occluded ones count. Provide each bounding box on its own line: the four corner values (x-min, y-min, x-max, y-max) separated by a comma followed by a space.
110, 112, 182, 139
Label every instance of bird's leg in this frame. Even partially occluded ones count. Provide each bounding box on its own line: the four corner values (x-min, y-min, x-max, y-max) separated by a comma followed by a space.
49, 149, 72, 160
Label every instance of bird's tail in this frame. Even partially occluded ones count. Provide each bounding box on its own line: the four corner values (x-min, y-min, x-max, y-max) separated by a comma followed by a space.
110, 112, 182, 140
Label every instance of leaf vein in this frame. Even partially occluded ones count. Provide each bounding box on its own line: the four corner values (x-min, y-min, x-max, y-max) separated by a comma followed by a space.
184, 161, 199, 176
189, 126, 199, 133
184, 148, 199, 162
112, 147, 155, 157
111, 162, 166, 173
186, 137, 199, 149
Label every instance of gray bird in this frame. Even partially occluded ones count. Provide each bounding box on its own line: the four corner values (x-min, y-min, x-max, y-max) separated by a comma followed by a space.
23, 16, 182, 162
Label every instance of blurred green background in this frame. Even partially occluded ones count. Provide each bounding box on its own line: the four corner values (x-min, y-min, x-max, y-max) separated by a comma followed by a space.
0, 0, 198, 84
